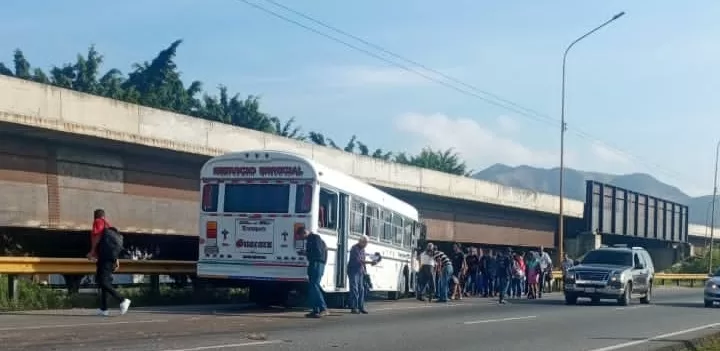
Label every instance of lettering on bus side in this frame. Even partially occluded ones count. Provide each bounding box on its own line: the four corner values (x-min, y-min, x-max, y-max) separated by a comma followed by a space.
212, 166, 304, 177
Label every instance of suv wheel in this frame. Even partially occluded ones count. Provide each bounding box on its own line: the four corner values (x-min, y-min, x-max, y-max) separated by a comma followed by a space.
617, 282, 632, 306
565, 294, 578, 305
640, 283, 652, 304
705, 299, 713, 308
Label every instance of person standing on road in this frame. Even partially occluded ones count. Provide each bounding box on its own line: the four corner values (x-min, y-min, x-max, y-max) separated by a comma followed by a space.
417, 243, 437, 302
90, 209, 131, 316
510, 252, 525, 298
450, 243, 466, 300
465, 247, 480, 297
481, 249, 497, 298
538, 247, 553, 297
347, 235, 377, 314
301, 226, 329, 318
433, 248, 453, 303
495, 248, 513, 304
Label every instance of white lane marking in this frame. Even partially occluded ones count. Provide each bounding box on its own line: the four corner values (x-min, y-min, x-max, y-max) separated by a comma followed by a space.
463, 316, 537, 325
587, 322, 720, 351
614, 305, 652, 311
0, 319, 169, 331
161, 340, 283, 351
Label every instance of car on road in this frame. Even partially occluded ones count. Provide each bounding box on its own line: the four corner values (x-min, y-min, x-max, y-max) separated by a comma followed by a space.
704, 269, 720, 307
563, 245, 655, 306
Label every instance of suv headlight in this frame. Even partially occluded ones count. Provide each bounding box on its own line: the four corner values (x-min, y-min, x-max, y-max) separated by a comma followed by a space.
564, 272, 576, 281
609, 272, 622, 282
707, 281, 718, 289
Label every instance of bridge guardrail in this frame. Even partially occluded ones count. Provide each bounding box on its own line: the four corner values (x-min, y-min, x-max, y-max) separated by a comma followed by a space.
1, 257, 195, 300
1, 257, 712, 300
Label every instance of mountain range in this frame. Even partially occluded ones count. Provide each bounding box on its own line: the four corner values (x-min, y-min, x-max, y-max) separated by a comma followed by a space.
472, 164, 715, 226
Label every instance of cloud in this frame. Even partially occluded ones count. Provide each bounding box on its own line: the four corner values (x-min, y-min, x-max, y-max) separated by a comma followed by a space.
320, 65, 430, 88
394, 113, 559, 169
496, 115, 520, 133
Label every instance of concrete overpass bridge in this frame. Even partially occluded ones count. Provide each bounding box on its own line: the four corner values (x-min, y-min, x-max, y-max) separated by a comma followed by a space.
0, 75, 698, 263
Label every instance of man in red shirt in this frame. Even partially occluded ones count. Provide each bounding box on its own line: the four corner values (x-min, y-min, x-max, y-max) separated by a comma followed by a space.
88, 209, 130, 316
87, 209, 110, 260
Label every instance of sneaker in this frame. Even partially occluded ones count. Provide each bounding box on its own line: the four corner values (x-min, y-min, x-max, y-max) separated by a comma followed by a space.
97, 309, 110, 317
305, 312, 321, 318
359, 309, 369, 314
318, 310, 330, 317
119, 299, 131, 315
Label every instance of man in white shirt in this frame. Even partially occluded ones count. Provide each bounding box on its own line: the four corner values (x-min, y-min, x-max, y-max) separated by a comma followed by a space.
538, 246, 553, 298
416, 243, 437, 302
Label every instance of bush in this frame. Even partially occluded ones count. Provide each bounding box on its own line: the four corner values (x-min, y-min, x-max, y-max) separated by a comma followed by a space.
0, 275, 248, 311
666, 248, 720, 274
0, 275, 70, 310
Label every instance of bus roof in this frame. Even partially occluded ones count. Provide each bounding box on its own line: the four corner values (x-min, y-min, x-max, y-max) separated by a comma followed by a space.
203, 150, 419, 221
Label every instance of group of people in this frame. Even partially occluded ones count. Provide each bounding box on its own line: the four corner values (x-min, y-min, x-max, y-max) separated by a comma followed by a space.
416, 243, 572, 304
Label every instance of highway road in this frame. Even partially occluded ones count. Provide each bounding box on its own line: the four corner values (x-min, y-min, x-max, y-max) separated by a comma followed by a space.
1, 287, 719, 351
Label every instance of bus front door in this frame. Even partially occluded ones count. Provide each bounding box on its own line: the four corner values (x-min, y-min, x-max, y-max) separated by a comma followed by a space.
334, 193, 350, 289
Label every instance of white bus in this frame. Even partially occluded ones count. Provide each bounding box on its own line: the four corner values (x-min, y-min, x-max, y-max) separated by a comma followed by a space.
197, 150, 421, 307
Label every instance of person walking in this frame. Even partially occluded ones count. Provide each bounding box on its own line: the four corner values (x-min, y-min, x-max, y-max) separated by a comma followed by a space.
347, 235, 376, 314
89, 209, 131, 317
538, 247, 553, 297
450, 243, 466, 300
433, 248, 453, 303
417, 243, 437, 302
300, 226, 329, 318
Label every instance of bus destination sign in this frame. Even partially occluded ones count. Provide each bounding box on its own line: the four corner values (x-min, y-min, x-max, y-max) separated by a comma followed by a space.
213, 165, 304, 177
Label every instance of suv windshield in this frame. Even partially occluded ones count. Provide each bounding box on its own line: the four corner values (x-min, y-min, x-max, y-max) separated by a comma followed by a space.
581, 250, 633, 266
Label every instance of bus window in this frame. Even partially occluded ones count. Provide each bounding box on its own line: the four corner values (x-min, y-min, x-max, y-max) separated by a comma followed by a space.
349, 200, 365, 236
365, 206, 380, 240
402, 221, 413, 248
381, 211, 393, 243
201, 184, 218, 212
224, 184, 290, 213
319, 188, 338, 230
392, 215, 403, 246
294, 184, 313, 214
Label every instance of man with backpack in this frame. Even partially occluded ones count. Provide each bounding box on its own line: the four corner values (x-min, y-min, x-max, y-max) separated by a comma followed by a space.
299, 226, 329, 318
89, 209, 131, 316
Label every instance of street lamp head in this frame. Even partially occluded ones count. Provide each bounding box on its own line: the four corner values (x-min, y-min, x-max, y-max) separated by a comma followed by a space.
612, 12, 626, 20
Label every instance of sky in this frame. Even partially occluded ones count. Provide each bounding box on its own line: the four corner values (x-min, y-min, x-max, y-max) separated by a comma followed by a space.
2, 0, 719, 196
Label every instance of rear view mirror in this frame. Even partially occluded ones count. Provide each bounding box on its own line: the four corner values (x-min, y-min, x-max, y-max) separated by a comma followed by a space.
573, 260, 580, 266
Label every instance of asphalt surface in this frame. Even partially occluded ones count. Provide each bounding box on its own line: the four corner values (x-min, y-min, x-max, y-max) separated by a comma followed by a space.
1, 287, 719, 351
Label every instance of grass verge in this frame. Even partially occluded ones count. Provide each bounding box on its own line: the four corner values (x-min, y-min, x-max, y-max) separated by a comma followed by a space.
0, 275, 248, 311
654, 330, 720, 350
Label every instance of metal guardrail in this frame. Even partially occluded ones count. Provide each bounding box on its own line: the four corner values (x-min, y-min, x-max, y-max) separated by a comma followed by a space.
1, 257, 195, 300
0, 257, 195, 274
1, 258, 712, 300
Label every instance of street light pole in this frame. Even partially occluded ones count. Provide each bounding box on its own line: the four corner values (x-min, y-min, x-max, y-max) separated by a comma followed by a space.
708, 140, 720, 273
558, 12, 625, 262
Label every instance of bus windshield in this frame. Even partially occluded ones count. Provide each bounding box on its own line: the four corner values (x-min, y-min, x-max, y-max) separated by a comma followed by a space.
224, 184, 290, 213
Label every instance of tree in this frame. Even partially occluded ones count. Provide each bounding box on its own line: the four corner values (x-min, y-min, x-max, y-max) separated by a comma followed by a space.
395, 147, 470, 176
0, 41, 475, 178
272, 117, 304, 140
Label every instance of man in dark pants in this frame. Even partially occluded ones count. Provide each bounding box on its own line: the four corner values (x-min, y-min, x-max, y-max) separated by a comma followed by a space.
90, 209, 130, 316
300, 227, 329, 318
